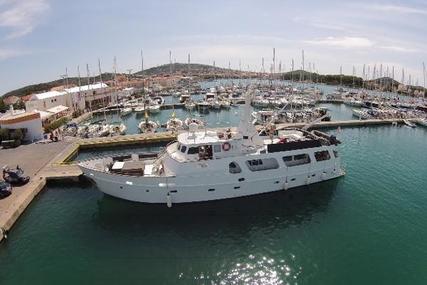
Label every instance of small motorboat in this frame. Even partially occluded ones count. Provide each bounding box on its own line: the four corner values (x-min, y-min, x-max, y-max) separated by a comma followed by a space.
148, 104, 161, 114
98, 124, 110, 137
120, 107, 133, 117
166, 117, 184, 132
220, 100, 231, 109
0, 181, 12, 199
77, 124, 89, 138
138, 120, 158, 133
152, 96, 165, 106
185, 100, 196, 111
197, 101, 210, 112
109, 123, 127, 136
134, 105, 146, 113
179, 94, 191, 103
184, 117, 205, 129
2, 166, 30, 186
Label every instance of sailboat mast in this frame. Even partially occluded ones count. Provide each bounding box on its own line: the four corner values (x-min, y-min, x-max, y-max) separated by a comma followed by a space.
423, 62, 426, 98
77, 65, 81, 111
65, 67, 69, 88
113, 56, 118, 104
169, 50, 172, 75
98, 58, 107, 120
391, 66, 395, 94
86, 64, 92, 111
301, 49, 305, 87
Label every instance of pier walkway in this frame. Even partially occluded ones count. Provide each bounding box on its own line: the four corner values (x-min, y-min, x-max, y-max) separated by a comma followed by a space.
0, 141, 74, 241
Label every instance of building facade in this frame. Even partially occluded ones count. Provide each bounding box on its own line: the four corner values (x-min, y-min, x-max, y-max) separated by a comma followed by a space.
0, 111, 43, 142
25, 83, 116, 112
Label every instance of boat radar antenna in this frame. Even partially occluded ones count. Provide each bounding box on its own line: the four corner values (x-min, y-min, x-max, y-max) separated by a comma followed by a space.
238, 88, 258, 140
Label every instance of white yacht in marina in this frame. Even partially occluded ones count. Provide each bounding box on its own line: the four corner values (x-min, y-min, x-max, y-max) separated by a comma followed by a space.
79, 91, 345, 205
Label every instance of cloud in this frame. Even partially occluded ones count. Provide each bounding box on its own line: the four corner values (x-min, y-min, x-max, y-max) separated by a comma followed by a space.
367, 4, 427, 15
305, 37, 374, 48
304, 36, 422, 54
379, 45, 418, 53
0, 0, 50, 39
0, 48, 28, 60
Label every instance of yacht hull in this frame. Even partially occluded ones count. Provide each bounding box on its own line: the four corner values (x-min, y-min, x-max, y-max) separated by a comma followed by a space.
79, 161, 344, 204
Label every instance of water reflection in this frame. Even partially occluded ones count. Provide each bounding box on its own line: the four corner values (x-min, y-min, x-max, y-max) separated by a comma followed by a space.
93, 180, 338, 284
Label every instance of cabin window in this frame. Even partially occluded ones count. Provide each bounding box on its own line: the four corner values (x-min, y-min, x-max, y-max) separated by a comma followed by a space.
180, 145, 187, 153
283, 156, 292, 162
315, 150, 331, 161
283, 154, 311, 167
213, 144, 221, 153
187, 147, 199, 154
198, 145, 213, 160
246, 158, 279, 172
333, 150, 338, 158
229, 162, 242, 174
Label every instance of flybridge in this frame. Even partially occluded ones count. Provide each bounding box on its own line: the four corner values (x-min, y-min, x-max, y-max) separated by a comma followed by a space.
266, 129, 340, 153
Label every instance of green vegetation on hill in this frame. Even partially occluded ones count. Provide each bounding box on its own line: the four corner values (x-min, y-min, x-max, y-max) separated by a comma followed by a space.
275, 70, 363, 87
0, 98, 7, 112
134, 63, 227, 76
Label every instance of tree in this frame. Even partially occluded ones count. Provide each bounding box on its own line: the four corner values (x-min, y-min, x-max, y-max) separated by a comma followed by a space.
0, 98, 7, 113
13, 99, 26, 110
0, 128, 9, 141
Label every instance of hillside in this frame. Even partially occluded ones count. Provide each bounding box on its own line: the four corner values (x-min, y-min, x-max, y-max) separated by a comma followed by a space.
2, 73, 118, 99
134, 63, 229, 76
3, 63, 425, 100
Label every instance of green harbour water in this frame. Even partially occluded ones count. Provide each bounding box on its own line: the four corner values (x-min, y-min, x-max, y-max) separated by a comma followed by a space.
1, 100, 427, 284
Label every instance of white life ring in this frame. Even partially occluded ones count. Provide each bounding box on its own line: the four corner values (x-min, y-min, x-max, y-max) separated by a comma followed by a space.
222, 142, 231, 151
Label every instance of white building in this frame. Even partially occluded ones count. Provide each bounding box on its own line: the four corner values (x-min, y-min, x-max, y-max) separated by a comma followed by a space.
0, 110, 43, 141
25, 83, 116, 112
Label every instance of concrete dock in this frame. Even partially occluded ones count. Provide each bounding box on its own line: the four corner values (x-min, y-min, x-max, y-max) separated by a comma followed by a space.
0, 117, 414, 242
0, 141, 76, 241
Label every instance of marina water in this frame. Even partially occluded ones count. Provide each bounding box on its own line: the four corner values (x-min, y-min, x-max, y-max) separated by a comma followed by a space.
1, 81, 427, 284
1, 126, 427, 284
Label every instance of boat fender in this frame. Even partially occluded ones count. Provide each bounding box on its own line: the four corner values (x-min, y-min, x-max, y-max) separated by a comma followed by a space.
166, 193, 172, 208
222, 142, 231, 151
283, 182, 289, 190
321, 172, 327, 181
306, 176, 311, 185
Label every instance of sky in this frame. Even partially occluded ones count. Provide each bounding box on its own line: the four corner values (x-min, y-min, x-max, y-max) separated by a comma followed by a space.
0, 0, 427, 95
